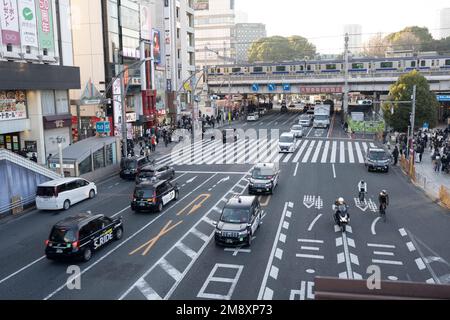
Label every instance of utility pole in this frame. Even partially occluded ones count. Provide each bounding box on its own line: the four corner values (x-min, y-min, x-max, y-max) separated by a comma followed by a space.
343, 33, 349, 117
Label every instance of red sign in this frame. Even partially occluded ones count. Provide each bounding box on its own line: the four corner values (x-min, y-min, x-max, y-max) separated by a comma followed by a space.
300, 86, 342, 94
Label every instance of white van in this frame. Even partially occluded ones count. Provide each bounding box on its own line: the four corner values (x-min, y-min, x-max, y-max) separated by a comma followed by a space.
36, 178, 97, 211
278, 132, 297, 153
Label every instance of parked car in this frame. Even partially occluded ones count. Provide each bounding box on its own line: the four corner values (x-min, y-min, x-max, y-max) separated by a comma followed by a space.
45, 213, 123, 262
135, 164, 175, 184
214, 195, 263, 247
36, 178, 97, 211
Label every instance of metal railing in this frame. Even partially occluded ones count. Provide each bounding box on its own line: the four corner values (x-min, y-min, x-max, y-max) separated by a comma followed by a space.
0, 149, 61, 180
0, 194, 36, 216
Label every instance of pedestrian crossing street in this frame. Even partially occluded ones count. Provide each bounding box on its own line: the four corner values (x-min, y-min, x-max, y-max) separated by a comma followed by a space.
155, 138, 379, 166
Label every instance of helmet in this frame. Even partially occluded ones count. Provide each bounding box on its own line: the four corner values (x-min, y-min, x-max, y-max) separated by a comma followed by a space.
360, 180, 365, 184
338, 197, 344, 204
380, 190, 387, 195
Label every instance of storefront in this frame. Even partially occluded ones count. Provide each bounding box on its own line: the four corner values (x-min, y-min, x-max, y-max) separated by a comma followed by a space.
0, 89, 28, 153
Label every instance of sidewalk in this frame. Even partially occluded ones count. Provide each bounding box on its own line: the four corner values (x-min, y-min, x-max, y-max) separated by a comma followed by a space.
413, 149, 450, 196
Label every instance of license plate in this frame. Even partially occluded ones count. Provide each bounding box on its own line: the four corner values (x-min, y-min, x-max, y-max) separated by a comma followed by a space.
56, 249, 63, 253
139, 202, 146, 206
226, 239, 233, 244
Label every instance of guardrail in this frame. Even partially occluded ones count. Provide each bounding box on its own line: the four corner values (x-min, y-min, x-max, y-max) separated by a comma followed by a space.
0, 149, 61, 180
0, 194, 36, 217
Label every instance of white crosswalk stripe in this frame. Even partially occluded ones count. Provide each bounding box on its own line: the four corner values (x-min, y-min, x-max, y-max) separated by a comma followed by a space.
155, 139, 378, 166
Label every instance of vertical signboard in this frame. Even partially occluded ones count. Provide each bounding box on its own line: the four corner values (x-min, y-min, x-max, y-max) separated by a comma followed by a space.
140, 4, 151, 40
0, 0, 21, 45
36, 0, 54, 50
152, 29, 161, 65
112, 78, 122, 137
18, 0, 38, 48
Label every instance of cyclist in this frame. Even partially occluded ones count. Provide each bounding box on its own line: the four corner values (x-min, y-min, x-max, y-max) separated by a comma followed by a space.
358, 180, 367, 201
378, 190, 389, 218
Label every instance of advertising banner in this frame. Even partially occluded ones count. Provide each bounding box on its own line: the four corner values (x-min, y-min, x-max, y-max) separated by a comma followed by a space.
0, 90, 27, 121
140, 5, 151, 40
112, 78, 123, 138
194, 0, 209, 10
152, 29, 161, 65
18, 0, 38, 47
36, 0, 54, 50
0, 0, 21, 45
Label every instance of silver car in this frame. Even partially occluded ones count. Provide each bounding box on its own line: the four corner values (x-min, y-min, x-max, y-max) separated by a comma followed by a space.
290, 125, 304, 138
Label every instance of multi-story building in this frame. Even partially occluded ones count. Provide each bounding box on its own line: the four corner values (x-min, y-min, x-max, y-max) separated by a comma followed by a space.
233, 23, 266, 63
440, 8, 450, 39
344, 24, 362, 55
194, 0, 237, 68
0, 0, 80, 165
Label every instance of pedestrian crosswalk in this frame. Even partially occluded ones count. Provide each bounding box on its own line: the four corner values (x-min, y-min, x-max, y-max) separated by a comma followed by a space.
154, 138, 378, 166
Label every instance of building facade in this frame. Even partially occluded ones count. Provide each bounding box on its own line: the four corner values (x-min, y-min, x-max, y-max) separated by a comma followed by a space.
440, 8, 450, 39
0, 0, 80, 165
233, 23, 266, 63
344, 24, 362, 55
194, 0, 236, 67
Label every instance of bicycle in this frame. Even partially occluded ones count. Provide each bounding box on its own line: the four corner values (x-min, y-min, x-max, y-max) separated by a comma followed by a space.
358, 189, 366, 203
379, 203, 387, 222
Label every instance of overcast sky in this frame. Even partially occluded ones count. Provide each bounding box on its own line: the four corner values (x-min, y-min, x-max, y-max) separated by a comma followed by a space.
235, 0, 449, 54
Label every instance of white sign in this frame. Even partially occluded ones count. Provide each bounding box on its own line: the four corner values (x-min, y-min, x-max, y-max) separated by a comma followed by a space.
18, 0, 38, 47
351, 112, 364, 122
140, 5, 151, 40
0, 0, 20, 45
126, 112, 136, 122
112, 78, 121, 95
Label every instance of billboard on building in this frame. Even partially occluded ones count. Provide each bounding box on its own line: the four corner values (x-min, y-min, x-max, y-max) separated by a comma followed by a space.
18, 0, 38, 48
0, 0, 21, 46
36, 0, 55, 50
0, 90, 27, 121
140, 5, 152, 41
152, 29, 161, 65
194, 0, 209, 10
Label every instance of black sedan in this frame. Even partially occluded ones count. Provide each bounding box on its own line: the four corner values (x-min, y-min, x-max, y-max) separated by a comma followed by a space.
135, 164, 175, 184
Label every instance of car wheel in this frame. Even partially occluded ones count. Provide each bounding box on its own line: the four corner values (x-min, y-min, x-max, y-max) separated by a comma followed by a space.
174, 190, 179, 200
246, 232, 252, 247
82, 247, 92, 262
63, 200, 70, 210
157, 202, 163, 213
114, 227, 123, 240
386, 167, 389, 173
89, 189, 96, 199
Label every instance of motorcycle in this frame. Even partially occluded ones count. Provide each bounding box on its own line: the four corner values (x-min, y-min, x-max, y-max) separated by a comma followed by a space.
333, 204, 350, 232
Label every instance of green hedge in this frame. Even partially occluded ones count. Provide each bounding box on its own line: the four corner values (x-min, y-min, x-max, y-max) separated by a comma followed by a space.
348, 119, 385, 133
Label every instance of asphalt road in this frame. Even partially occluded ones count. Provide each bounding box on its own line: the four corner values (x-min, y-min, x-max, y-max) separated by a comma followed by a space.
0, 110, 449, 300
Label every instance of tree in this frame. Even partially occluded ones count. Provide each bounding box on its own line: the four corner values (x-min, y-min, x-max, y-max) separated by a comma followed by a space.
248, 35, 316, 63
386, 26, 434, 52
382, 70, 438, 132
362, 33, 389, 57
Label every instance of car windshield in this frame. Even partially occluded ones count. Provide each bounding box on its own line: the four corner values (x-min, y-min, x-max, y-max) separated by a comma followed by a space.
315, 115, 328, 120
292, 126, 302, 130
280, 136, 294, 143
134, 188, 154, 198
138, 171, 155, 178
36, 186, 55, 197
221, 208, 249, 223
369, 151, 389, 160
252, 168, 273, 179
49, 227, 77, 243
122, 159, 137, 169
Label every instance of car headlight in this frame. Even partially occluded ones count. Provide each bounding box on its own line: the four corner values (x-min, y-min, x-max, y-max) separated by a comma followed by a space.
215, 229, 222, 235
239, 230, 249, 236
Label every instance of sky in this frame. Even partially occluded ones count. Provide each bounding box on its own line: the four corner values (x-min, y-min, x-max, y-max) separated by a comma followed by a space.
235, 0, 450, 54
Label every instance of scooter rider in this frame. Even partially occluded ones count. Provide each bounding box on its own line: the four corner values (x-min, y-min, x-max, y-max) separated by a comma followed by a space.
378, 190, 389, 211
333, 197, 349, 223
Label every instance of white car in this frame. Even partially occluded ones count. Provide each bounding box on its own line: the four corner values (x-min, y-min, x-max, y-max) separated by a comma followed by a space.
298, 114, 313, 127
247, 113, 258, 121
278, 133, 297, 153
290, 125, 304, 138
36, 178, 97, 210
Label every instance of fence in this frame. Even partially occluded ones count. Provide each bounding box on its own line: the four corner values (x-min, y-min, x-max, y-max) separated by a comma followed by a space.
400, 155, 450, 209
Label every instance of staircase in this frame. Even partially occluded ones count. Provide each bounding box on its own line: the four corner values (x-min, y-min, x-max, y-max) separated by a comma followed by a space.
0, 149, 61, 216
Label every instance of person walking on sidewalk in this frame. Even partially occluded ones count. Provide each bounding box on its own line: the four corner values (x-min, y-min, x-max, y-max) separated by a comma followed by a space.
151, 135, 157, 152
392, 145, 399, 166
432, 150, 442, 172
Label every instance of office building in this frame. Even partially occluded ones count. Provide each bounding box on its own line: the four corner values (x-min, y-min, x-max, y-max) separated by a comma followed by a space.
344, 24, 362, 54
440, 8, 450, 39
233, 23, 266, 63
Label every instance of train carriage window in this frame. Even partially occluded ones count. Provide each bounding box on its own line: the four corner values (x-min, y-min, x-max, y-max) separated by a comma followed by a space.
381, 62, 393, 68
420, 60, 426, 67
436, 60, 439, 66
326, 64, 336, 70
253, 66, 263, 72
411, 61, 416, 67
307, 65, 311, 71
352, 63, 364, 69
276, 66, 286, 72
232, 67, 241, 73
445, 59, 450, 66
300, 66, 304, 71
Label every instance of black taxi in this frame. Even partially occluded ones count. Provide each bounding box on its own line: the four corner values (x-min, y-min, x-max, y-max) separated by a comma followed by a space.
131, 179, 179, 212
45, 213, 123, 262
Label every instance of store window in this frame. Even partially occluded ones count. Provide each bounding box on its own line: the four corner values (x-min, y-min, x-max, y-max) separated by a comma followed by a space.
79, 155, 92, 175
55, 91, 69, 114
106, 144, 113, 166
41, 90, 56, 115
93, 148, 105, 170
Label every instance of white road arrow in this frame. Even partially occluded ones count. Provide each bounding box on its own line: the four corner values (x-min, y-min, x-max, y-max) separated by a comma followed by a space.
303, 195, 315, 209
354, 198, 368, 212
218, 176, 230, 184
186, 176, 198, 184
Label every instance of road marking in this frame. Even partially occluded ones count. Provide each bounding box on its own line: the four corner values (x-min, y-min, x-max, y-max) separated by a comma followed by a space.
371, 217, 381, 235
224, 248, 251, 256
263, 287, 274, 300
191, 228, 209, 242
275, 248, 283, 260
177, 194, 211, 216
176, 170, 247, 175
355, 142, 364, 163
347, 238, 355, 248
292, 140, 309, 162
426, 278, 436, 284
286, 211, 292, 218
135, 279, 163, 300
362, 142, 368, 154
302, 140, 316, 163
330, 141, 337, 163
415, 258, 426, 270
337, 252, 345, 264
374, 251, 395, 256
332, 164, 336, 179
406, 242, 416, 252
293, 163, 299, 177
399, 228, 407, 237
270, 266, 279, 280
159, 258, 182, 281
300, 246, 320, 251
296, 254, 324, 259
307, 214, 322, 231
283, 221, 289, 229
311, 140, 323, 163
336, 238, 343, 247
176, 242, 198, 259
298, 239, 324, 244
197, 264, 244, 300
367, 243, 396, 249
372, 259, 403, 266
114, 182, 119, 186
0, 256, 46, 286
339, 141, 345, 163
202, 216, 215, 227
321, 141, 330, 163
342, 232, 354, 279
347, 141, 355, 163
370, 143, 376, 148
259, 195, 272, 207
279, 233, 287, 243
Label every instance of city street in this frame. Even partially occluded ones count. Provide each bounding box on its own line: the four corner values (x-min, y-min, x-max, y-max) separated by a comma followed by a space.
0, 111, 449, 300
